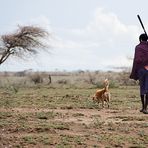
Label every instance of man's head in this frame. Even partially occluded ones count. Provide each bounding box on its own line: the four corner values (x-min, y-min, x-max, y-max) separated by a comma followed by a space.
139, 33, 148, 42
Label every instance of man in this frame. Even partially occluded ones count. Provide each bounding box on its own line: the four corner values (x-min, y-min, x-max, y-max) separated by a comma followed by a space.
130, 33, 148, 114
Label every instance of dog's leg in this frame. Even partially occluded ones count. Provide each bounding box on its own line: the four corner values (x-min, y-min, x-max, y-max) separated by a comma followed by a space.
102, 100, 104, 108
108, 94, 111, 108
107, 100, 109, 108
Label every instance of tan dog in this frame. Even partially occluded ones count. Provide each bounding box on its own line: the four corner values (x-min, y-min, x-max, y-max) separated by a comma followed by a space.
92, 79, 111, 108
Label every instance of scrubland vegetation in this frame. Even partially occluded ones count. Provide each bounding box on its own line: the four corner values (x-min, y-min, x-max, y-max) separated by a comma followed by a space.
0, 70, 147, 148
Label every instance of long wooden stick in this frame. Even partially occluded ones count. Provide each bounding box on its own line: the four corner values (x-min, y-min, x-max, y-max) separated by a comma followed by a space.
137, 15, 147, 36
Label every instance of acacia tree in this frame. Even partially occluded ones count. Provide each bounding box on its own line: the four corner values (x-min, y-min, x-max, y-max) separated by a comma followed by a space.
0, 25, 49, 65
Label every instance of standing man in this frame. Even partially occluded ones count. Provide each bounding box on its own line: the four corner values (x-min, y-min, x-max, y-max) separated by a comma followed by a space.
130, 33, 148, 114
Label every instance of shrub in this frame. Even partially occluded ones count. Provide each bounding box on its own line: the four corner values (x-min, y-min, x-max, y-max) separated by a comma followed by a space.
57, 79, 68, 85
30, 73, 43, 84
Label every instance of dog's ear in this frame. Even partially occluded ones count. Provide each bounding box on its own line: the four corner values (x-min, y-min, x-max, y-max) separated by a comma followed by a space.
104, 78, 108, 82
104, 78, 109, 86
104, 79, 108, 83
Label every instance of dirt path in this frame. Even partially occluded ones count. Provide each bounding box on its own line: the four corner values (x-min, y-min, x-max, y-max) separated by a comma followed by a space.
1, 107, 147, 124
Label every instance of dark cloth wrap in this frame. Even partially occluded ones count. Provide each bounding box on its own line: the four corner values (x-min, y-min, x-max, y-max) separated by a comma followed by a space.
130, 42, 148, 80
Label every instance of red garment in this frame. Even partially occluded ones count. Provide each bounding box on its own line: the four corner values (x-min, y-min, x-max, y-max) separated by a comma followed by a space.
130, 41, 148, 80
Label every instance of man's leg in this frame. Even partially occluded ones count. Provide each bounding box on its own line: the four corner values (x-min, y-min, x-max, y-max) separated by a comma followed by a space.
145, 93, 148, 110
143, 93, 148, 114
140, 95, 145, 112
138, 68, 147, 113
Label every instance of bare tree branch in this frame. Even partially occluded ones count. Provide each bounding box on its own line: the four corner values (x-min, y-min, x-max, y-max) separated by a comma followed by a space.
0, 25, 49, 65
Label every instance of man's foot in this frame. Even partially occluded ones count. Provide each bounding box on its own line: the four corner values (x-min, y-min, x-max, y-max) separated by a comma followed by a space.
140, 109, 144, 112
143, 110, 148, 114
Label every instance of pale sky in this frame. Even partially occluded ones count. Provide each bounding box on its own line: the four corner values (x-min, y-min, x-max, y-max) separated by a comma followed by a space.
0, 0, 148, 71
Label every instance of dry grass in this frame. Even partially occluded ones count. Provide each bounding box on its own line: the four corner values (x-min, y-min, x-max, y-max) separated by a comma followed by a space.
0, 72, 147, 147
